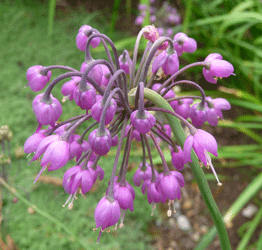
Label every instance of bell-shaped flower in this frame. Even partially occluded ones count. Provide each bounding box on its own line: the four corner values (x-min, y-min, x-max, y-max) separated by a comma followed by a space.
61, 77, 80, 101
183, 129, 218, 166
171, 98, 193, 119
124, 125, 141, 141
32, 93, 62, 128
69, 135, 90, 161
94, 196, 121, 230
114, 184, 135, 212
24, 130, 46, 154
73, 84, 96, 111
190, 103, 208, 127
173, 33, 197, 56
40, 138, 69, 171
133, 162, 157, 187
142, 179, 167, 204
91, 98, 117, 125
203, 53, 234, 84
26, 65, 51, 92
152, 50, 179, 75
81, 62, 103, 86
119, 53, 132, 75
63, 165, 94, 195
88, 128, 112, 155
155, 171, 185, 201
130, 110, 156, 134
143, 25, 159, 42
206, 97, 231, 126
171, 146, 186, 170
76, 25, 100, 51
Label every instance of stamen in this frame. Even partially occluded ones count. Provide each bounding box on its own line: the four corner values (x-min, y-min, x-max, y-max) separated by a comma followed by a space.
97, 229, 102, 244
151, 202, 156, 216
167, 200, 173, 217
68, 191, 78, 209
204, 151, 222, 186
33, 166, 47, 183
120, 209, 126, 228
62, 194, 72, 207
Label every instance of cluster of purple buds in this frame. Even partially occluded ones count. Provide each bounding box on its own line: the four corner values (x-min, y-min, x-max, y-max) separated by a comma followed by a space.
135, 0, 181, 37
24, 25, 234, 241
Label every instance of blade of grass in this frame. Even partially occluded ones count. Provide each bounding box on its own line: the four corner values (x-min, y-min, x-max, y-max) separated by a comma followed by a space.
236, 207, 262, 250
0, 177, 88, 249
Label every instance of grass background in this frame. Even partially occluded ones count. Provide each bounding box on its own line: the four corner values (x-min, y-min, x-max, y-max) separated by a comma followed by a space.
0, 2, 155, 249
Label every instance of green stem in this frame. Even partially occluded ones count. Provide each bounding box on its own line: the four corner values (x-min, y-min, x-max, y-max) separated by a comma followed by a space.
194, 171, 262, 250
0, 177, 87, 249
141, 88, 231, 250
47, 0, 56, 37
182, 0, 193, 34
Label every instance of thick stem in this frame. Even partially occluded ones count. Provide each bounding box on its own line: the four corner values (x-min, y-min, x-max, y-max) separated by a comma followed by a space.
143, 88, 231, 250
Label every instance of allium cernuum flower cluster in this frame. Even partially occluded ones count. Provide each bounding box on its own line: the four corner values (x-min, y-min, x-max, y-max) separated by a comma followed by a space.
24, 24, 234, 240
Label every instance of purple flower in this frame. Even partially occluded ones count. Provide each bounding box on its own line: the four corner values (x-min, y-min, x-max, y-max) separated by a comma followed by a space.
31, 134, 59, 162
190, 103, 208, 127
124, 125, 141, 141
152, 50, 179, 75
94, 196, 120, 230
26, 65, 51, 92
152, 83, 175, 99
32, 93, 62, 128
63, 165, 94, 195
135, 16, 144, 26
91, 98, 117, 125
76, 25, 100, 51
73, 84, 96, 111
88, 128, 112, 155
143, 25, 159, 43
69, 136, 90, 161
171, 98, 193, 119
203, 53, 234, 84
61, 77, 80, 101
155, 171, 185, 200
183, 129, 218, 165
114, 184, 135, 211
171, 146, 186, 170
142, 179, 167, 204
112, 135, 118, 147
130, 110, 156, 134
80, 62, 103, 86
100, 65, 111, 87
119, 54, 132, 75
133, 162, 156, 187
24, 130, 46, 154
40, 139, 69, 171
173, 33, 197, 56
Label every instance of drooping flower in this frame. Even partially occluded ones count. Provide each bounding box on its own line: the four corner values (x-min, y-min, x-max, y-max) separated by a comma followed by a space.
26, 65, 51, 92
32, 93, 62, 128
76, 25, 100, 51
94, 196, 121, 231
183, 129, 218, 165
88, 128, 112, 155
152, 50, 179, 75
173, 33, 197, 56
203, 53, 234, 84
